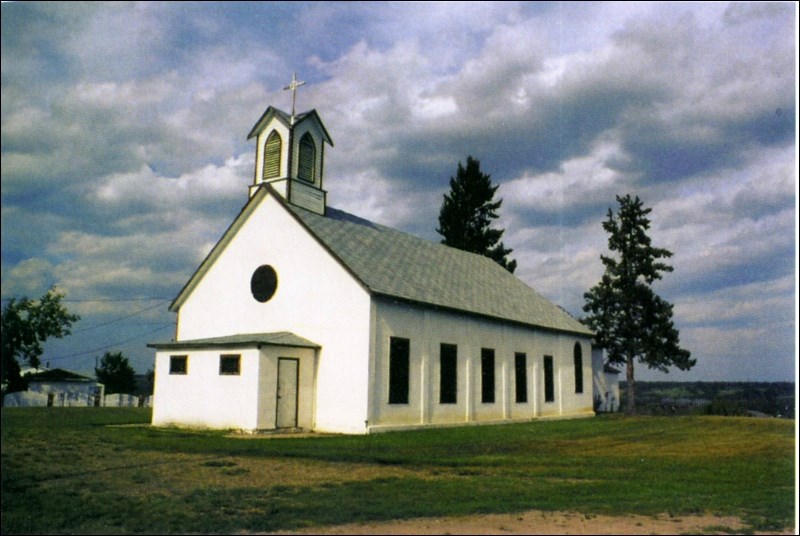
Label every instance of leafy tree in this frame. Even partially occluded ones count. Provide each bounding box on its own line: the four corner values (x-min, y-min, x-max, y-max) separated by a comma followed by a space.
1, 287, 80, 392
437, 156, 517, 273
144, 368, 155, 393
583, 194, 693, 415
95, 351, 137, 395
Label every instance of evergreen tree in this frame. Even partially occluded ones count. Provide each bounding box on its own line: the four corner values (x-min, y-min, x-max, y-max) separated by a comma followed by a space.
95, 351, 137, 395
583, 194, 693, 415
437, 156, 517, 273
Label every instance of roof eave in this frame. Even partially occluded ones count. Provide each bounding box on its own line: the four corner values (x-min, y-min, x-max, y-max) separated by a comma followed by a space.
148, 340, 319, 351
148, 332, 321, 351
169, 184, 272, 312
297, 109, 334, 146
246, 106, 292, 140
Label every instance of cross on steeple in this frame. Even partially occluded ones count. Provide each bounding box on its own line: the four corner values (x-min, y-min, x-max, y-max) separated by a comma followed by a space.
283, 72, 306, 125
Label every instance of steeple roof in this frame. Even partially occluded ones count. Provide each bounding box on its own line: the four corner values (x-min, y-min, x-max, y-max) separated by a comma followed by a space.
246, 106, 333, 146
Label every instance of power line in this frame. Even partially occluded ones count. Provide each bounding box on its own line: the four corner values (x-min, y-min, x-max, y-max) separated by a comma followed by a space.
71, 302, 169, 334
0, 296, 171, 303
45, 324, 174, 362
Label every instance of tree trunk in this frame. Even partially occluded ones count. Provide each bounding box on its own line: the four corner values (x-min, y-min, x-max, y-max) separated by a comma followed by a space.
625, 355, 636, 415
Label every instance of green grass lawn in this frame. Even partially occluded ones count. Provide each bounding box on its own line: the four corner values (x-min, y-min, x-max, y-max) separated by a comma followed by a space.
1, 408, 795, 534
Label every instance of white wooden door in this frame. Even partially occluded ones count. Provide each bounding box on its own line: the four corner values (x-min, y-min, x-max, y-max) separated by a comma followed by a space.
276, 358, 299, 428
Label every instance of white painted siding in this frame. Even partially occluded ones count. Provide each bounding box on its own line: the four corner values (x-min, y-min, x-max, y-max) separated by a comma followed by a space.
369, 297, 594, 431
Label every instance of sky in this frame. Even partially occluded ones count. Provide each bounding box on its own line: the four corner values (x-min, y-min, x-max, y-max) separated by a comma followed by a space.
1, 2, 797, 382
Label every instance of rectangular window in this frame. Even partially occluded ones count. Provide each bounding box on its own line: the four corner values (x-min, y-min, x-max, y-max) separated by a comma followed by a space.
439, 344, 457, 404
574, 343, 584, 394
544, 355, 555, 403
219, 354, 241, 375
388, 337, 410, 404
169, 355, 188, 375
481, 348, 495, 403
514, 353, 527, 403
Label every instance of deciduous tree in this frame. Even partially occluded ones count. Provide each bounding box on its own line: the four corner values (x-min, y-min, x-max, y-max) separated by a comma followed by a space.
1, 288, 80, 392
94, 351, 137, 395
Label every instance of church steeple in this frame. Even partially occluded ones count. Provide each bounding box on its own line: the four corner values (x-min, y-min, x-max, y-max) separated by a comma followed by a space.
247, 76, 333, 214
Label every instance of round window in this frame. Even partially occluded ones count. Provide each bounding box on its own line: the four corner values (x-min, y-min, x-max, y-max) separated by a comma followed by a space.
250, 265, 278, 302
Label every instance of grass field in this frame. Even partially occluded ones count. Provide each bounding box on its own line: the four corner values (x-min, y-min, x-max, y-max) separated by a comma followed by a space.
1, 408, 795, 534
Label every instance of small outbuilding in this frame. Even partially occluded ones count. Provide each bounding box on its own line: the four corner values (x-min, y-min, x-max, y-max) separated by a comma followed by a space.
25, 368, 104, 407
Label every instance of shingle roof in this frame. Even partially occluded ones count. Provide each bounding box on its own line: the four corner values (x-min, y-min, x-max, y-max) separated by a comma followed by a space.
168, 185, 593, 337
27, 368, 97, 383
148, 332, 321, 350
247, 106, 333, 145
286, 201, 593, 336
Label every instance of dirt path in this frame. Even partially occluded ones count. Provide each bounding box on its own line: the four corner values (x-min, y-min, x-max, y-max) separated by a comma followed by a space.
267, 510, 795, 535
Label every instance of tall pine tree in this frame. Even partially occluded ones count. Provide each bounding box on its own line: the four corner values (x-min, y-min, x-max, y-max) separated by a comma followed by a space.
437, 156, 517, 273
583, 194, 693, 414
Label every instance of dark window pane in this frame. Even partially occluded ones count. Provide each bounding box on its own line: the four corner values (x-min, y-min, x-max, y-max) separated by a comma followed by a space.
169, 356, 187, 375
220, 355, 241, 375
440, 344, 457, 404
515, 353, 527, 403
544, 355, 554, 402
251, 265, 278, 303
574, 342, 584, 394
481, 348, 495, 403
389, 337, 410, 404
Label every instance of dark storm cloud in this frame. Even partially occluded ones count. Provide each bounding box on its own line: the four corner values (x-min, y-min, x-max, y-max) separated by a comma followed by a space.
1, 2, 795, 381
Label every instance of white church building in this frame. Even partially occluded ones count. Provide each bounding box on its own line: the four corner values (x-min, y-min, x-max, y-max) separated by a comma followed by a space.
150, 99, 596, 434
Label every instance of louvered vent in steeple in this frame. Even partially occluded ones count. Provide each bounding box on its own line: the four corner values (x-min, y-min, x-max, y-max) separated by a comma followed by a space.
246, 76, 333, 214
297, 132, 316, 182
263, 130, 282, 180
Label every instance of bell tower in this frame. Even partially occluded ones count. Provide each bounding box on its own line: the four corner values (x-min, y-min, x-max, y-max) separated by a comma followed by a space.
247, 74, 333, 215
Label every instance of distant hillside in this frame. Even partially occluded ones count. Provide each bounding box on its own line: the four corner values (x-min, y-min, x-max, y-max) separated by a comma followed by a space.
619, 381, 795, 418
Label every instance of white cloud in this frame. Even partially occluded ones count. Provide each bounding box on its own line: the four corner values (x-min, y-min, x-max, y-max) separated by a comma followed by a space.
1, 2, 795, 380
502, 135, 633, 213
675, 276, 795, 327
92, 154, 249, 209
0, 258, 57, 297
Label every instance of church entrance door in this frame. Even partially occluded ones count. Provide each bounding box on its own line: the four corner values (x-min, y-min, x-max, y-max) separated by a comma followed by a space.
276, 358, 299, 428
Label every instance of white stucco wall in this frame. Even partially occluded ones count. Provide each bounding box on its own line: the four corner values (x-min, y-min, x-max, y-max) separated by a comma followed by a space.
256, 346, 317, 430
174, 193, 372, 434
152, 345, 316, 430
368, 298, 594, 431
152, 348, 262, 429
